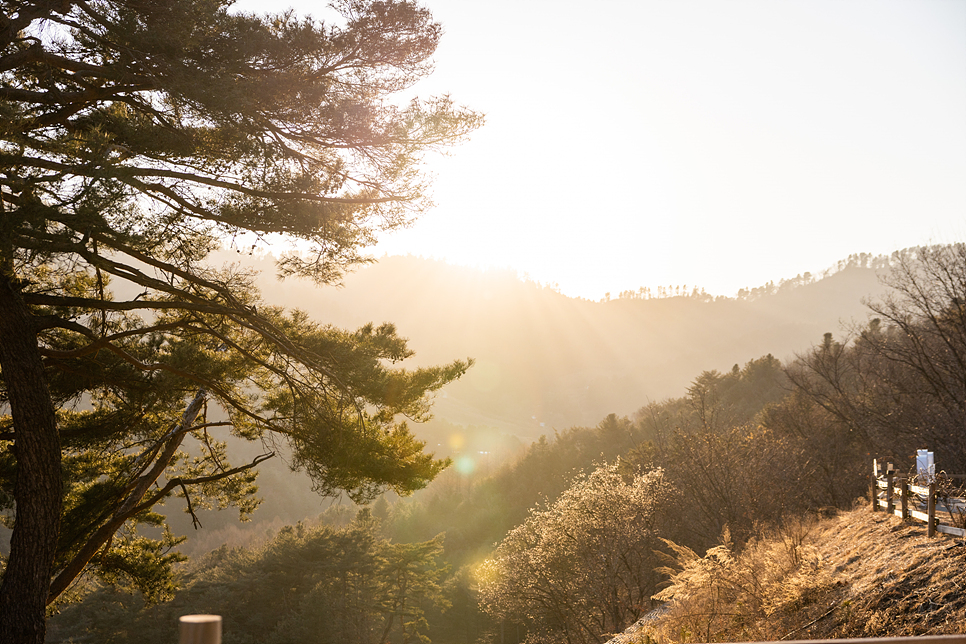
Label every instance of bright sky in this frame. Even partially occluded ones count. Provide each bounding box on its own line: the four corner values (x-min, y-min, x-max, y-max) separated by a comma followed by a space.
255, 0, 966, 300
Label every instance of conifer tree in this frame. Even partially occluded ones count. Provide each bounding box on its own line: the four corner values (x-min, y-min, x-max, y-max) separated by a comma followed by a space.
0, 1, 480, 640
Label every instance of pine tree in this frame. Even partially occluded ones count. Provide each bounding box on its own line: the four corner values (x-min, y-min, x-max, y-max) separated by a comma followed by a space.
0, 1, 480, 640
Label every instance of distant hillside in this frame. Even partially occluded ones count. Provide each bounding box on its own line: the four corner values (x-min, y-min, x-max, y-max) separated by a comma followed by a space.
215, 251, 887, 437
151, 251, 888, 533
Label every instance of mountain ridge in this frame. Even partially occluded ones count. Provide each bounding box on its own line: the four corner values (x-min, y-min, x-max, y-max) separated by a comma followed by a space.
214, 251, 888, 436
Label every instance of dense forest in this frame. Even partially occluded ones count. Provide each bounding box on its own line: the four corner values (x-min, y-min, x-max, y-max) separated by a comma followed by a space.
44, 242, 966, 644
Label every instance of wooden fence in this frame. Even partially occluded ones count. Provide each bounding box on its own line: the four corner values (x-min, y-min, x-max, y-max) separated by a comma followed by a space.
871, 458, 966, 538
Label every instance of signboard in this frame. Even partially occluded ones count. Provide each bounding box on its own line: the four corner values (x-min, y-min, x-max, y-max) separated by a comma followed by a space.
916, 449, 935, 483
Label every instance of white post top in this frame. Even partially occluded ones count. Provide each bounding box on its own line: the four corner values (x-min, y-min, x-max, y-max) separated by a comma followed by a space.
179, 615, 222, 644
916, 449, 935, 483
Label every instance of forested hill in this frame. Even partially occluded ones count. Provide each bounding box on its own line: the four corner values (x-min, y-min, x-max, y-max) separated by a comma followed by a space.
216, 251, 887, 437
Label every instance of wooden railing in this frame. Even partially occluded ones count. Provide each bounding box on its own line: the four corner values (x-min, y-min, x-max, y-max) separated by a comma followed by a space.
871, 458, 966, 538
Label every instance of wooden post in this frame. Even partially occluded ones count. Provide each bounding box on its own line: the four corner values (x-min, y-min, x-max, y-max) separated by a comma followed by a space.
900, 477, 908, 519
886, 468, 894, 516
872, 459, 879, 512
180, 615, 221, 644
927, 482, 937, 538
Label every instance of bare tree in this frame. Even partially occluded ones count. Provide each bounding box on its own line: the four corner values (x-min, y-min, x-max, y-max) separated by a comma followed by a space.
787, 244, 966, 470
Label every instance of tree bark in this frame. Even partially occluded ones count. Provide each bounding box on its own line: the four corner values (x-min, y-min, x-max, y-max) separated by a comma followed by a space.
0, 276, 62, 644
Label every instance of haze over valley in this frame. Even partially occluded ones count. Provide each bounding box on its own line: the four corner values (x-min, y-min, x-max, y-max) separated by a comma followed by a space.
160, 249, 894, 533
230, 250, 889, 436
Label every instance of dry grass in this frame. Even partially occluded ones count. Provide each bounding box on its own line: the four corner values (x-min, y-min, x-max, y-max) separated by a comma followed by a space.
626, 503, 966, 643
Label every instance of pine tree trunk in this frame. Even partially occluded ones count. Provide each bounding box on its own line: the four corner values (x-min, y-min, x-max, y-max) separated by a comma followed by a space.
0, 276, 62, 644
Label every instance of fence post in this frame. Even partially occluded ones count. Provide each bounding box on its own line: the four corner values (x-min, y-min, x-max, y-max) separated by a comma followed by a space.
180, 615, 221, 644
899, 477, 908, 519
927, 482, 937, 538
871, 459, 878, 512
886, 468, 894, 516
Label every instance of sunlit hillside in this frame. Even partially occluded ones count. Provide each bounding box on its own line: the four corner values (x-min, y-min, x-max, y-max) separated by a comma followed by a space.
623, 506, 966, 643
216, 251, 887, 436
131, 250, 893, 541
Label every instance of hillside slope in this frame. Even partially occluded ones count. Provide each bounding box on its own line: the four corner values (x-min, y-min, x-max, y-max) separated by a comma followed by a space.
627, 507, 966, 643
213, 252, 887, 436
154, 252, 888, 536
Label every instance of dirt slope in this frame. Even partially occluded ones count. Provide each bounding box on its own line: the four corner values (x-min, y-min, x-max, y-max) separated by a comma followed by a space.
810, 508, 966, 638
623, 506, 966, 643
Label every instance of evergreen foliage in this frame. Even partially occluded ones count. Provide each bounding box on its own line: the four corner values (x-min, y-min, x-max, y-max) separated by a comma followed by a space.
48, 510, 450, 644
0, 1, 480, 640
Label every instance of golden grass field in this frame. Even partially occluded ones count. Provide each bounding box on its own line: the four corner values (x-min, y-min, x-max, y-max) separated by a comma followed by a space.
628, 503, 966, 643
